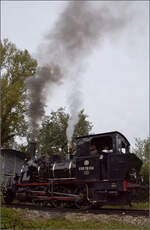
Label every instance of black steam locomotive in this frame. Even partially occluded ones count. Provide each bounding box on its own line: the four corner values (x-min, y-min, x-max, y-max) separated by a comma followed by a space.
3, 131, 143, 209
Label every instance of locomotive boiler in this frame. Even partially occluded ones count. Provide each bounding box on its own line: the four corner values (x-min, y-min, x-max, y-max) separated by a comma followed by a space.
3, 131, 143, 209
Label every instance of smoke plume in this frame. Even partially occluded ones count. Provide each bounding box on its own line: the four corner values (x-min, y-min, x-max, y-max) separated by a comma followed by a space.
27, 1, 134, 140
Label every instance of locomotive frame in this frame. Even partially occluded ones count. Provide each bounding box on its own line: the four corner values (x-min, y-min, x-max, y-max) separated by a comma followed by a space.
3, 131, 143, 209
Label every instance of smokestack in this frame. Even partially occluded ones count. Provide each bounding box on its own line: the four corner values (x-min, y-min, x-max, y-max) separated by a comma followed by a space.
28, 142, 36, 158
66, 142, 71, 160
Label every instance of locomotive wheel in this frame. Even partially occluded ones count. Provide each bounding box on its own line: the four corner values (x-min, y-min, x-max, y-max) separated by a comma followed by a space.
40, 201, 49, 207
120, 191, 132, 207
64, 187, 75, 208
51, 200, 65, 208
126, 192, 132, 207
51, 185, 68, 208
4, 195, 14, 204
74, 185, 91, 210
3, 190, 14, 204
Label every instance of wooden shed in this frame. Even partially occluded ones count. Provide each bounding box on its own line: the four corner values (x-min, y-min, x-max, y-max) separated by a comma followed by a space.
0, 149, 26, 184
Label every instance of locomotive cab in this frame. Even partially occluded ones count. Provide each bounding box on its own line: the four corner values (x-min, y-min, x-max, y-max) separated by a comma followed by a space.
76, 131, 142, 182
76, 132, 116, 181
75, 131, 142, 206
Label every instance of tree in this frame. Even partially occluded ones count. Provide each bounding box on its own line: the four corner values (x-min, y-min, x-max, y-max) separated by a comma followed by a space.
37, 107, 93, 156
140, 161, 149, 185
1, 39, 37, 147
71, 110, 93, 151
133, 137, 150, 185
133, 137, 150, 161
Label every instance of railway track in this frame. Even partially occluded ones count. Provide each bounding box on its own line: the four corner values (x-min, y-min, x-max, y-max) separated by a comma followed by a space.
2, 203, 149, 217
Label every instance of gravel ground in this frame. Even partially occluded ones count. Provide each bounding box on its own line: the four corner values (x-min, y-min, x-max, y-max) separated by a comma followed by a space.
13, 208, 149, 227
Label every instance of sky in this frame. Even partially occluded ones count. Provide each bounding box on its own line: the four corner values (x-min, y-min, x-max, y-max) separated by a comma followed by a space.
1, 1, 149, 147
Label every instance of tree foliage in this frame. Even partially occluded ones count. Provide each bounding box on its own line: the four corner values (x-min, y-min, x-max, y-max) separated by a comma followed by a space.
133, 137, 150, 185
133, 137, 150, 161
37, 107, 93, 156
1, 39, 37, 146
140, 161, 149, 185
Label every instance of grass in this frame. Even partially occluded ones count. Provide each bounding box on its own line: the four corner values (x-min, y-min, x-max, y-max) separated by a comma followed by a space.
131, 202, 149, 209
1, 207, 149, 230
103, 201, 149, 210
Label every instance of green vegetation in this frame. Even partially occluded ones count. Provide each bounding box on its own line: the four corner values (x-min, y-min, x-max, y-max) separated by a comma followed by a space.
133, 137, 150, 186
131, 202, 149, 209
37, 108, 93, 156
20, 107, 93, 156
134, 137, 150, 161
1, 39, 37, 147
1, 39, 92, 152
103, 201, 149, 209
1, 207, 149, 230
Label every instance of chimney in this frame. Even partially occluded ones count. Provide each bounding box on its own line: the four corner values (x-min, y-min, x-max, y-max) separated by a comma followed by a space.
28, 141, 36, 158
66, 142, 71, 160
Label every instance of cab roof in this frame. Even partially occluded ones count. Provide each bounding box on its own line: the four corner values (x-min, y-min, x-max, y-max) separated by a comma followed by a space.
76, 131, 130, 146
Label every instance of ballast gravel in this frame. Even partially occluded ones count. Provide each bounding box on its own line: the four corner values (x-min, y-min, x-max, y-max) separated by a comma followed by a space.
13, 208, 149, 227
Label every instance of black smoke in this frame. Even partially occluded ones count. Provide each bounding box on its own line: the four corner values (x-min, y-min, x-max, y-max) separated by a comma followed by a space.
27, 1, 135, 140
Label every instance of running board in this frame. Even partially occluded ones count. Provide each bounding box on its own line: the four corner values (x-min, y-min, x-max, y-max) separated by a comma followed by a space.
32, 195, 80, 201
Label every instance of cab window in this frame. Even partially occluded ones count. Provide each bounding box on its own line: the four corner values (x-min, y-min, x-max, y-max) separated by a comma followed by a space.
117, 136, 127, 154
90, 136, 113, 153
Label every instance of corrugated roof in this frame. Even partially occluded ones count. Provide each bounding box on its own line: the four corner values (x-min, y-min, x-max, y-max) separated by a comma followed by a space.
1, 149, 27, 159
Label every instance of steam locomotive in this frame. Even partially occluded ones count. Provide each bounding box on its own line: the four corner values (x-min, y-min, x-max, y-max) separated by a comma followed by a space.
3, 131, 143, 209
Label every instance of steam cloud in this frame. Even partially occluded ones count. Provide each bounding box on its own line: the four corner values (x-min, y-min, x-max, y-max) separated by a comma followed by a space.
27, 1, 135, 141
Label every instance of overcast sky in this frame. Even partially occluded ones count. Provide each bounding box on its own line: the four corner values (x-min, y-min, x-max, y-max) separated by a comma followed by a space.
1, 1, 149, 147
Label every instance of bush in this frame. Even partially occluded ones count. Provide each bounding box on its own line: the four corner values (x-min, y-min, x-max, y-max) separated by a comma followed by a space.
140, 161, 149, 185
